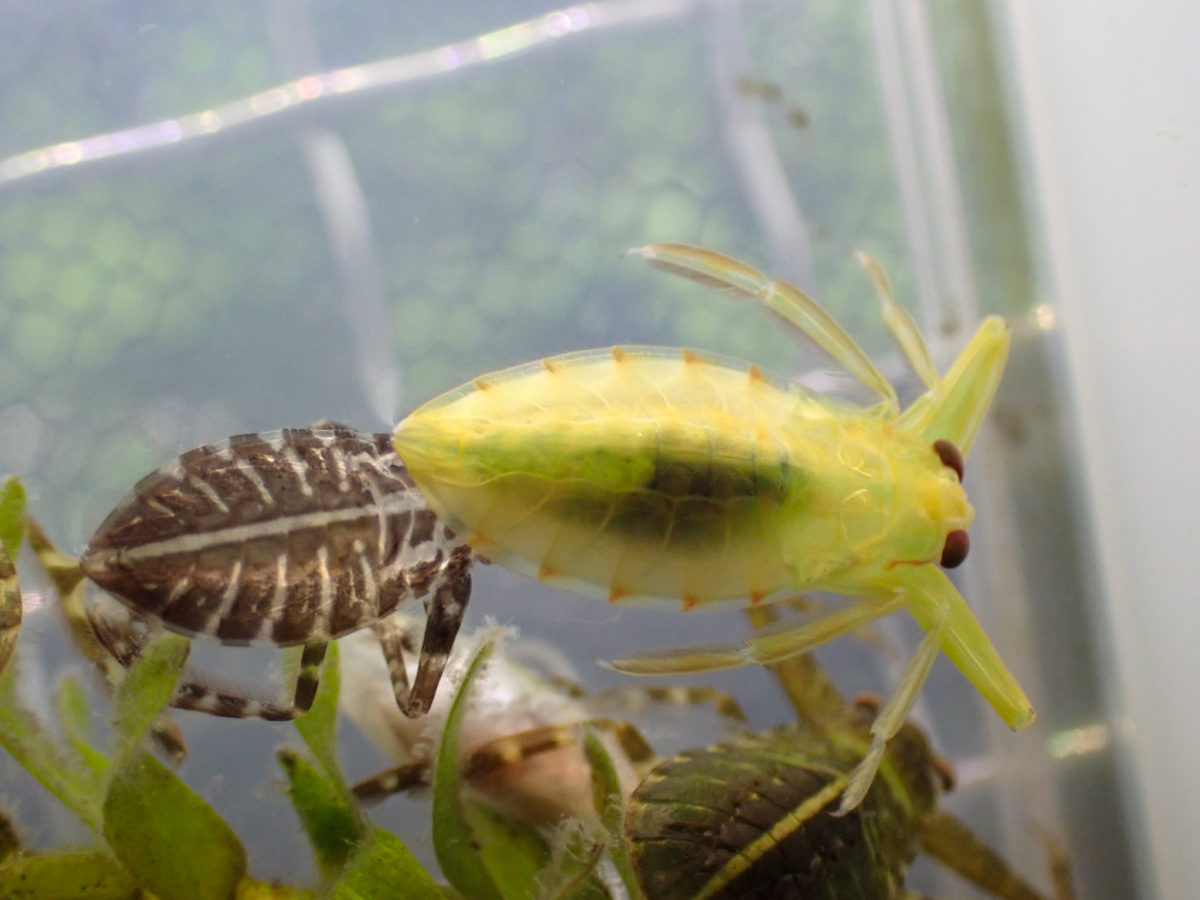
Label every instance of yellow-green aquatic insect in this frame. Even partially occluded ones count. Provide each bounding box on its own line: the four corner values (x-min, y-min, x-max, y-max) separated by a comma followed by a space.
393, 243, 1034, 811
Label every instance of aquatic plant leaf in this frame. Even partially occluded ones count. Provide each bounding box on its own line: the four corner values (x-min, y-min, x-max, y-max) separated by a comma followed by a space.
461, 797, 548, 900
278, 747, 364, 879
0, 477, 25, 559
535, 816, 610, 900
236, 874, 316, 898
0, 849, 138, 899
325, 827, 442, 899
0, 479, 23, 677
55, 672, 108, 781
104, 750, 246, 900
111, 632, 189, 763
582, 729, 644, 900
294, 640, 345, 783
431, 636, 507, 900
0, 662, 104, 831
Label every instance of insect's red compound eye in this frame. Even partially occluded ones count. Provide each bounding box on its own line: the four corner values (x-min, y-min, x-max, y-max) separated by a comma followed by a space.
940, 529, 970, 568
932, 439, 964, 482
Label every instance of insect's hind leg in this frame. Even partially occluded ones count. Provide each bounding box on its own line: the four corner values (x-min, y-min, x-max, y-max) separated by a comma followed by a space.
350, 761, 429, 804
88, 597, 328, 722
167, 641, 327, 722
607, 595, 906, 675
630, 243, 899, 410
377, 569, 472, 718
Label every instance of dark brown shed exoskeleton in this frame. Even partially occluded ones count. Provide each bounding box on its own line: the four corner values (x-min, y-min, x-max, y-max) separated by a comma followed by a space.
81, 423, 474, 720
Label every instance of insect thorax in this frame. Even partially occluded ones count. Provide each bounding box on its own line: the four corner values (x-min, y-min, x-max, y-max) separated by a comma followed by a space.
82, 426, 470, 645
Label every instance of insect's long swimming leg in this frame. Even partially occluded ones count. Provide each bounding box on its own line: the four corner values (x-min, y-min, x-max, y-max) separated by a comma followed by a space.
86, 596, 330, 722
855, 249, 940, 391
607, 595, 905, 675
629, 243, 899, 411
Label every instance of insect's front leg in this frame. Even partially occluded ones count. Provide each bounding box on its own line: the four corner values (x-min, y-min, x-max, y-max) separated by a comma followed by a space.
901, 565, 1034, 730
897, 315, 1010, 459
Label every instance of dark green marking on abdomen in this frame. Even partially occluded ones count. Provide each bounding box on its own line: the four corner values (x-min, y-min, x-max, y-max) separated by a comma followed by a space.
550, 448, 804, 549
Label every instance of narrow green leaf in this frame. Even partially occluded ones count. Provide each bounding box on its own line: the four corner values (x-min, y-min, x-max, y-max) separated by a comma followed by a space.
278, 748, 364, 879
582, 730, 645, 900
0, 477, 25, 559
537, 819, 610, 900
0, 663, 104, 831
236, 876, 317, 898
55, 672, 108, 781
103, 750, 246, 900
461, 798, 547, 900
111, 633, 189, 763
431, 637, 505, 900
326, 827, 442, 900
294, 641, 343, 783
0, 849, 137, 899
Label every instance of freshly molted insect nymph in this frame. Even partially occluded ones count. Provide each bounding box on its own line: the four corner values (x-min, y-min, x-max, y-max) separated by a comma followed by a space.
394, 243, 1033, 811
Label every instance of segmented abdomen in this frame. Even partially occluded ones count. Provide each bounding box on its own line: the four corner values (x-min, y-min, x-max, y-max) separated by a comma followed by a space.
82, 425, 469, 645
396, 347, 827, 606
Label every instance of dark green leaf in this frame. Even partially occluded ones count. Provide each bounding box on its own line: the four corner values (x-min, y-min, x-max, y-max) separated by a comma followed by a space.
278, 748, 364, 879
103, 751, 246, 900
294, 641, 344, 783
0, 849, 137, 899
461, 797, 548, 900
0, 477, 25, 560
111, 632, 189, 763
0, 662, 104, 831
431, 636, 506, 900
583, 729, 644, 900
55, 672, 108, 781
326, 827, 442, 900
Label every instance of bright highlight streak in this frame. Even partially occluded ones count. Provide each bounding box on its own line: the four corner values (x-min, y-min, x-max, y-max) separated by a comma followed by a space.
0, 0, 692, 190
